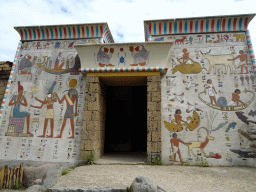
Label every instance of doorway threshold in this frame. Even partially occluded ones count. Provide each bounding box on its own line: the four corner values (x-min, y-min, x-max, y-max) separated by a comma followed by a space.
94, 153, 147, 165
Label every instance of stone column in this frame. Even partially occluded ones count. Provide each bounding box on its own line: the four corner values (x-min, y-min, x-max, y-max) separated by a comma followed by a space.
147, 75, 161, 163
80, 76, 106, 162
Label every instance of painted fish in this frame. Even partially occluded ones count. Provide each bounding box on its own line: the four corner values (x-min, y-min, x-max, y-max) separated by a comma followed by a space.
225, 122, 237, 132
236, 111, 256, 124
212, 121, 228, 131
248, 110, 256, 117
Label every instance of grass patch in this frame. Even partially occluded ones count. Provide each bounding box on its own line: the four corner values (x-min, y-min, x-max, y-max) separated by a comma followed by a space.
148, 156, 163, 165
62, 166, 77, 176
14, 179, 26, 191
85, 151, 95, 165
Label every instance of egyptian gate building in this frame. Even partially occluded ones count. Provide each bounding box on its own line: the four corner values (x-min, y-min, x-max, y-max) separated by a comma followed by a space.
0, 13, 256, 167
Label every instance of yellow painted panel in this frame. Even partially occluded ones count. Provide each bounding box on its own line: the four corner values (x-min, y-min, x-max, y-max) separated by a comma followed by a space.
86, 72, 160, 77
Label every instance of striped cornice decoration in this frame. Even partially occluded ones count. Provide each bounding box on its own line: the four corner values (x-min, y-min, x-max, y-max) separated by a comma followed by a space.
246, 30, 256, 75
79, 67, 168, 73
144, 14, 255, 41
14, 23, 115, 43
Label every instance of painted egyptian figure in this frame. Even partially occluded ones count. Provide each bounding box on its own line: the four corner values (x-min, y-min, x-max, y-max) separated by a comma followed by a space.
9, 81, 31, 134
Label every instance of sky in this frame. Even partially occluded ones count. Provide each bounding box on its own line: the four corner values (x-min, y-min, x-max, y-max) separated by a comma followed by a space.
0, 0, 256, 61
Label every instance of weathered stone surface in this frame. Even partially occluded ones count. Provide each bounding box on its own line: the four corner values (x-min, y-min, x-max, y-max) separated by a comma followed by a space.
33, 179, 42, 185
147, 131, 152, 141
25, 185, 43, 192
89, 83, 100, 93
152, 131, 161, 142
42, 164, 62, 189
148, 102, 157, 111
23, 163, 62, 188
152, 91, 161, 102
147, 111, 161, 121
130, 176, 166, 192
88, 100, 99, 111
147, 82, 157, 92
47, 186, 128, 192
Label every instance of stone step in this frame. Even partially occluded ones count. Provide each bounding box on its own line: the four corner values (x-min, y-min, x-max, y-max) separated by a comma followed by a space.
47, 186, 128, 192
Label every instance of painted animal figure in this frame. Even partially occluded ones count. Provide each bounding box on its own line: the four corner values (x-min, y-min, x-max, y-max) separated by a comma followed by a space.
233, 34, 245, 42
200, 50, 234, 74
187, 127, 214, 157
172, 58, 206, 74
175, 36, 186, 45
248, 110, 256, 117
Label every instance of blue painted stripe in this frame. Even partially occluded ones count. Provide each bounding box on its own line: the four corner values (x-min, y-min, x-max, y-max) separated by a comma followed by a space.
228, 18, 231, 31
154, 23, 156, 35
1, 106, 4, 109
195, 20, 198, 32
41, 29, 45, 39
11, 69, 15, 71
77, 27, 80, 38
174, 21, 177, 33
59, 28, 62, 38
206, 20, 209, 32
217, 19, 220, 31
126, 68, 129, 71
252, 60, 256, 63
33, 29, 36, 40
6, 87, 9, 89
68, 27, 71, 38
24, 29, 28, 40
103, 27, 108, 36
184, 20, 187, 33
248, 40, 252, 44
164, 22, 167, 34
86, 26, 89, 37
246, 31, 250, 35
239, 17, 243, 30
94, 68, 97, 72
96, 26, 98, 37
3, 96, 7, 99
50, 28, 54, 39
104, 68, 108, 72
105, 33, 110, 40
250, 50, 254, 53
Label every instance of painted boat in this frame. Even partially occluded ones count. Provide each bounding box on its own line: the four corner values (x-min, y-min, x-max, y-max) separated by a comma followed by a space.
198, 89, 255, 111
43, 67, 71, 75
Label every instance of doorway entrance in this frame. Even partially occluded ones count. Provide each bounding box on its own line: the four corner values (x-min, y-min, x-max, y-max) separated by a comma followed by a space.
104, 85, 147, 154
100, 76, 147, 155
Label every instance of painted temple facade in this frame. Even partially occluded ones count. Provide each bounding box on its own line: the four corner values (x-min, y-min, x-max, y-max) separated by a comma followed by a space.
0, 14, 256, 167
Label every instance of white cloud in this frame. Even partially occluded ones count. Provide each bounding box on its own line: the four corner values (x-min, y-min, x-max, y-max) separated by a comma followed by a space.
0, 0, 256, 61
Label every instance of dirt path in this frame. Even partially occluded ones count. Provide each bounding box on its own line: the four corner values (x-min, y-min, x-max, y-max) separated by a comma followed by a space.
53, 165, 256, 192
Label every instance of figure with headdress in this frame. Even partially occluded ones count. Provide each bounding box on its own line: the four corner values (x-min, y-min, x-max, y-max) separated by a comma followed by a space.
19, 54, 37, 74
30, 81, 57, 138
55, 88, 78, 139
9, 81, 31, 134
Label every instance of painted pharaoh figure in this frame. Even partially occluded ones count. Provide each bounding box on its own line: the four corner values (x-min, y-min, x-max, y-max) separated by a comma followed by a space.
55, 88, 78, 139
8, 81, 31, 134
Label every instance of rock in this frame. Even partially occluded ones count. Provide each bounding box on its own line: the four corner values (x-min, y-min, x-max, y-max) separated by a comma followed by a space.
47, 186, 128, 192
23, 163, 62, 188
33, 179, 42, 185
25, 184, 43, 192
130, 176, 166, 192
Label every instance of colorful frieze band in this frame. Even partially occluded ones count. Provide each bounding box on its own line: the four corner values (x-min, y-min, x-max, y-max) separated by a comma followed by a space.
0, 42, 22, 119
246, 30, 256, 74
15, 24, 114, 43
79, 67, 168, 73
144, 14, 255, 41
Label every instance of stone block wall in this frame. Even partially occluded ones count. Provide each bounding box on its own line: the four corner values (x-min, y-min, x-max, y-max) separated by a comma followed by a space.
147, 75, 161, 162
80, 76, 106, 161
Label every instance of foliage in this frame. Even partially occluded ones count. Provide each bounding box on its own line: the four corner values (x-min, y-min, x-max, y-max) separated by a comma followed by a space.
199, 157, 210, 167
85, 151, 95, 165
61, 169, 71, 176
61, 166, 77, 176
181, 160, 190, 166
14, 178, 26, 191
149, 156, 163, 165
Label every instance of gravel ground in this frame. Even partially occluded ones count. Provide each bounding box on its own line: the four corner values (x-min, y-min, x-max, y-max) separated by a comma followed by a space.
53, 165, 256, 192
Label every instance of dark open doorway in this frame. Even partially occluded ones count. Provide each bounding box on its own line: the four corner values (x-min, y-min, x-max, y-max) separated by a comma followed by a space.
103, 78, 147, 154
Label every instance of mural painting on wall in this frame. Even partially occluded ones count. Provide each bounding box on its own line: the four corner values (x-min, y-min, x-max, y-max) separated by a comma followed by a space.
0, 39, 97, 162
161, 31, 256, 165
96, 45, 149, 67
